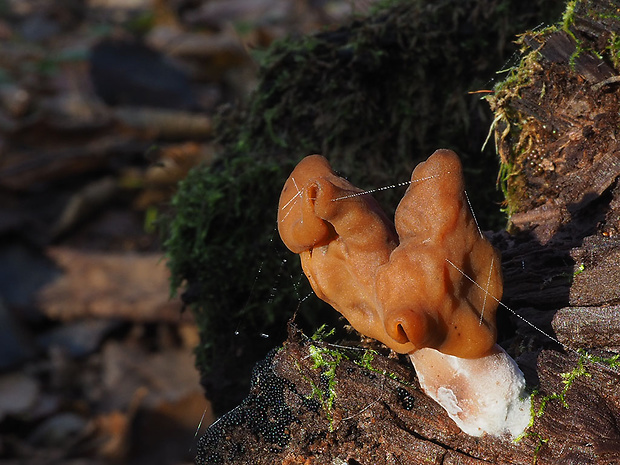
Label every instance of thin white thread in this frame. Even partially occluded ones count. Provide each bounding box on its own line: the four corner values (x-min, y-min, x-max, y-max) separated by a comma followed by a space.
195, 170, 620, 454
445, 257, 563, 347
341, 397, 381, 421
479, 256, 494, 326
279, 178, 302, 223
206, 404, 241, 430
320, 342, 367, 352
464, 190, 483, 238
300, 338, 388, 427
445, 257, 620, 377
191, 407, 209, 449
280, 188, 301, 212
330, 174, 443, 202
340, 375, 385, 423
280, 167, 620, 394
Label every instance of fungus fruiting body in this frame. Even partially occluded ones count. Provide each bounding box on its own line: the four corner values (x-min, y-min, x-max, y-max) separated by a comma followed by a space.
278, 149, 531, 437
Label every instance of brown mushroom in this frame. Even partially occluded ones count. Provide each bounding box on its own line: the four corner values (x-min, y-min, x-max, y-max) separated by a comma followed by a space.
278, 150, 501, 358
278, 150, 530, 437
376, 149, 502, 359
277, 154, 401, 349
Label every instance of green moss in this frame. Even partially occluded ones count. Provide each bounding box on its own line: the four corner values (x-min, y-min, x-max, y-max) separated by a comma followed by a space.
515, 351, 620, 461
311, 324, 336, 342
531, 354, 591, 417
535, 351, 601, 415
561, 0, 579, 37
354, 349, 415, 388
529, 431, 550, 464
164, 155, 331, 382
572, 263, 585, 278
218, 0, 563, 226
300, 326, 415, 430
487, 40, 548, 203
298, 327, 349, 430
606, 33, 620, 70
487, 0, 596, 216
518, 350, 620, 454
488, 0, 620, 219
307, 344, 344, 431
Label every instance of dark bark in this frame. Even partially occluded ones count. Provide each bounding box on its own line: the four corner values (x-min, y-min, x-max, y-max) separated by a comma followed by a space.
197, 329, 532, 465
196, 328, 620, 465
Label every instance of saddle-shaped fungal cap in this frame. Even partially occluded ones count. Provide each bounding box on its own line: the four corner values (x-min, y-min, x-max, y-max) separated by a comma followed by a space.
277, 154, 402, 350
376, 149, 502, 359
278, 150, 530, 438
278, 150, 502, 359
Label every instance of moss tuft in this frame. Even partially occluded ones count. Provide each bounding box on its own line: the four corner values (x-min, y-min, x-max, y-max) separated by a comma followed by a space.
488, 0, 620, 219
164, 155, 334, 412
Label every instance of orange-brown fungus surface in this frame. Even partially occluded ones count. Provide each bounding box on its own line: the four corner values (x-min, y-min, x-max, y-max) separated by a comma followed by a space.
278, 150, 502, 358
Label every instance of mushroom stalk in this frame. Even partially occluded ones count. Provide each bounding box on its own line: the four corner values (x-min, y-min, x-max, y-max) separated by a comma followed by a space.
409, 344, 531, 437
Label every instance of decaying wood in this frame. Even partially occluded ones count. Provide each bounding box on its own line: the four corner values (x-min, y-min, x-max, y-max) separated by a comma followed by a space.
569, 235, 620, 307
552, 306, 620, 350
197, 330, 526, 465
196, 328, 620, 465
196, 1, 620, 463
535, 350, 620, 463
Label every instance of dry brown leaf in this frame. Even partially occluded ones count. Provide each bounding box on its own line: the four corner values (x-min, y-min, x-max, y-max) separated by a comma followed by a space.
95, 410, 131, 461
0, 135, 145, 191
101, 341, 201, 410
51, 177, 117, 238
152, 390, 213, 431
95, 340, 209, 462
38, 248, 183, 322
130, 391, 213, 463
113, 107, 213, 139
133, 142, 215, 209
144, 142, 214, 187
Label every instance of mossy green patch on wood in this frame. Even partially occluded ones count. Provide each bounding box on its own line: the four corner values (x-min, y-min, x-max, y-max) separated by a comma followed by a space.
488, 0, 620, 221
163, 154, 336, 412
298, 326, 416, 432
515, 350, 620, 464
518, 350, 620, 461
306, 344, 343, 431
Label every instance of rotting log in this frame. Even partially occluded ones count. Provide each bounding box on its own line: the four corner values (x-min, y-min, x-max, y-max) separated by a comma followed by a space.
196, 327, 620, 465
195, 1, 620, 464
486, 0, 620, 357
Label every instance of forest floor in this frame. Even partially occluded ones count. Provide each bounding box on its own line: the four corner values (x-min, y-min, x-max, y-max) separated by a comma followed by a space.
0, 1, 374, 463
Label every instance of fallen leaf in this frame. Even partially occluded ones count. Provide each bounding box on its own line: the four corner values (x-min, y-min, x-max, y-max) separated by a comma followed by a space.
100, 340, 201, 411
38, 248, 184, 322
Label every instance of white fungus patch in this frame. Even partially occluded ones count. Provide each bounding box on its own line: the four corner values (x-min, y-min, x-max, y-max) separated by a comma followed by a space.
410, 345, 531, 437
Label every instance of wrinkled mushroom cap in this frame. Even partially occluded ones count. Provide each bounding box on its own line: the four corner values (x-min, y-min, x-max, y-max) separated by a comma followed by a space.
278, 150, 502, 359
377, 150, 502, 358
277, 155, 339, 253
278, 154, 405, 349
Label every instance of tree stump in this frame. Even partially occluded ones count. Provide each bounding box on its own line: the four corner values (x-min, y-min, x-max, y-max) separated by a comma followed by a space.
195, 1, 620, 463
